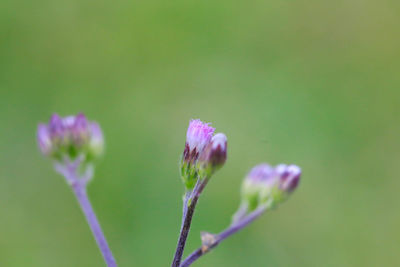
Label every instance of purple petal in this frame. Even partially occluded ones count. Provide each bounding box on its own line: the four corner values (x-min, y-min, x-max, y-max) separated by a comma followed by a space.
247, 164, 276, 183
276, 164, 301, 192
186, 119, 215, 153
37, 124, 52, 155
200, 133, 228, 168
49, 113, 63, 137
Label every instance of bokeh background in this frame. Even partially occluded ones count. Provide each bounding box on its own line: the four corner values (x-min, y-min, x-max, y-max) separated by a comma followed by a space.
1, 0, 399, 266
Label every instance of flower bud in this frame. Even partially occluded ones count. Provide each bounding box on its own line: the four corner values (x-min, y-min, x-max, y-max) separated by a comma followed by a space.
274, 164, 301, 202
241, 163, 302, 210
183, 119, 215, 163
199, 133, 227, 175
88, 122, 104, 159
37, 113, 104, 162
241, 164, 277, 211
37, 124, 52, 155
181, 119, 215, 189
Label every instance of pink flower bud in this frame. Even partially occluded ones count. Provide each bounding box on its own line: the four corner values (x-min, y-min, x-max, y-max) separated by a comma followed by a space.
275, 164, 301, 193
200, 133, 227, 171
37, 113, 104, 161
183, 119, 215, 163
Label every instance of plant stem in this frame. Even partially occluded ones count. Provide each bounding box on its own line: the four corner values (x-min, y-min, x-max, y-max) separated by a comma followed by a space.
72, 183, 117, 267
180, 205, 267, 267
171, 179, 208, 267
55, 159, 117, 267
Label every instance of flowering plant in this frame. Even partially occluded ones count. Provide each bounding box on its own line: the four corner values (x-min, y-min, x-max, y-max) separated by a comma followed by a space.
37, 113, 116, 266
172, 119, 301, 267
37, 115, 301, 267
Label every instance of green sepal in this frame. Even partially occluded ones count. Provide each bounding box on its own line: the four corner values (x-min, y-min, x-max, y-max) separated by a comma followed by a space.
181, 161, 199, 190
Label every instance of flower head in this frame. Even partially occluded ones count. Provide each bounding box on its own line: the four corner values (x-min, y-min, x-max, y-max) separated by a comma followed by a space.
37, 113, 104, 161
241, 163, 302, 211
246, 164, 276, 184
199, 133, 227, 174
242, 164, 277, 210
37, 124, 52, 155
181, 119, 220, 190
275, 164, 301, 193
183, 119, 215, 163
88, 122, 104, 158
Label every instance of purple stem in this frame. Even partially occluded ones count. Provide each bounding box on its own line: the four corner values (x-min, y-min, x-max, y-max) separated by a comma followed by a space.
171, 179, 209, 267
56, 160, 117, 267
72, 183, 117, 267
180, 205, 267, 267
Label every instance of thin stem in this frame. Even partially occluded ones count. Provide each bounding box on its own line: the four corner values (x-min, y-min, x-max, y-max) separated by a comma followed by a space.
72, 183, 117, 267
55, 159, 117, 267
231, 203, 248, 224
180, 205, 267, 267
171, 179, 209, 267
181, 191, 191, 226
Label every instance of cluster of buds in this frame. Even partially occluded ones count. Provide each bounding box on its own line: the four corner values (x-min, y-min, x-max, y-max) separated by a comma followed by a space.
37, 113, 104, 162
241, 163, 301, 211
181, 119, 227, 189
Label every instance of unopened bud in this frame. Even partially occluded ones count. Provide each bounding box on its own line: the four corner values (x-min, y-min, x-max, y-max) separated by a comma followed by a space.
275, 164, 301, 197
241, 163, 302, 210
183, 119, 215, 163
37, 113, 104, 162
181, 119, 215, 189
37, 124, 52, 155
199, 133, 227, 175
241, 164, 277, 211
88, 122, 105, 159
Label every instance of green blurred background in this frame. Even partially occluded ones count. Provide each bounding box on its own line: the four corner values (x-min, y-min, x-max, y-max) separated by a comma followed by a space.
1, 0, 399, 266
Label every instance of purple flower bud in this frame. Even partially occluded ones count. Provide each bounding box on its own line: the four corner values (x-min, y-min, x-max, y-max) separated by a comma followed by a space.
49, 114, 64, 138
275, 164, 301, 193
180, 119, 217, 189
37, 113, 104, 161
242, 164, 278, 210
200, 133, 227, 171
72, 113, 89, 135
241, 163, 301, 210
37, 124, 52, 155
61, 116, 76, 128
183, 119, 215, 162
246, 164, 276, 184
88, 122, 104, 157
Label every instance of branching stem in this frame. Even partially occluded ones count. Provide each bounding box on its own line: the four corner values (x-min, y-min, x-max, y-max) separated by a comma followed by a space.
171, 179, 209, 267
180, 205, 267, 267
